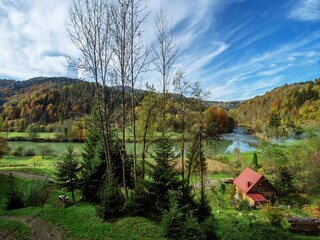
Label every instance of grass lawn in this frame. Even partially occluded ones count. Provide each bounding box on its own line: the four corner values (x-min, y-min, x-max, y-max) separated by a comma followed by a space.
0, 218, 31, 240
6, 203, 165, 240
0, 155, 56, 167
0, 175, 164, 240
208, 173, 234, 179
0, 166, 57, 178
0, 131, 56, 139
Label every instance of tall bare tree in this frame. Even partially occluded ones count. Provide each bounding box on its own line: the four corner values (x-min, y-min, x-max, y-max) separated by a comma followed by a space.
110, 0, 131, 199
128, 0, 151, 183
173, 69, 191, 200
153, 7, 178, 133
67, 0, 114, 179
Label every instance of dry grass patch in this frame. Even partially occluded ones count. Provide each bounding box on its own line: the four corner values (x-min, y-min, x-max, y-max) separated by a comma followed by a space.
173, 158, 230, 174
206, 158, 230, 173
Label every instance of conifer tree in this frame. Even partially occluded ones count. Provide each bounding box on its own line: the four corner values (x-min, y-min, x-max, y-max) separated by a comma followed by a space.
252, 152, 258, 169
56, 145, 80, 203
80, 108, 106, 202
148, 135, 181, 211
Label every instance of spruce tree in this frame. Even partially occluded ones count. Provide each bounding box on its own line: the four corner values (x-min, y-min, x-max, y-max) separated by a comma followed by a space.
56, 145, 80, 203
252, 152, 258, 169
128, 135, 181, 216
149, 135, 181, 211
81, 108, 106, 202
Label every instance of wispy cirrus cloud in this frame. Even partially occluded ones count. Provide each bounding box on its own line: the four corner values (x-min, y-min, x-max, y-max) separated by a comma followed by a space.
143, 0, 230, 91
199, 29, 320, 101
288, 0, 320, 21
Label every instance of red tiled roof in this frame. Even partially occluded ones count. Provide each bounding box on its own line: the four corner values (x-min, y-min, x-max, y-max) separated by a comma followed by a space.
247, 193, 267, 202
233, 167, 262, 194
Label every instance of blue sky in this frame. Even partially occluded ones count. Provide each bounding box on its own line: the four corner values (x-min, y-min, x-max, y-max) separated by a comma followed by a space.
0, 0, 320, 101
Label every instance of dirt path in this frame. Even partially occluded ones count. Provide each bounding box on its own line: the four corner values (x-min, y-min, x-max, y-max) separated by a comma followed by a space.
2, 216, 63, 240
0, 170, 54, 182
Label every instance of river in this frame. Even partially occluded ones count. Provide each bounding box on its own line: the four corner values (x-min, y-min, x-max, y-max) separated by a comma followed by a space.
205, 127, 259, 156
8, 127, 259, 157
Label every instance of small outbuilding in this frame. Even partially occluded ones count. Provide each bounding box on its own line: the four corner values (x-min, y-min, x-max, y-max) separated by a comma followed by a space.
233, 167, 276, 207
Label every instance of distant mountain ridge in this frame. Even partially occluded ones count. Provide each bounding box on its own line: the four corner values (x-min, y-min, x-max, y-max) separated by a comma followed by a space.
206, 100, 242, 110
0, 77, 79, 96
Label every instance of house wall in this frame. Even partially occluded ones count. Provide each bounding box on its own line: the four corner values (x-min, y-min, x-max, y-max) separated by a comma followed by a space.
235, 186, 255, 207
250, 177, 275, 199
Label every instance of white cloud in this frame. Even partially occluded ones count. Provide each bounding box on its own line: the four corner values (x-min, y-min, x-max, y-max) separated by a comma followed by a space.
0, 0, 223, 81
0, 0, 79, 80
288, 0, 320, 21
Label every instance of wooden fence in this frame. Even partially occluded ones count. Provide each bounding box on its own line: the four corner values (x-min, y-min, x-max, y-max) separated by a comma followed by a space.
287, 217, 320, 234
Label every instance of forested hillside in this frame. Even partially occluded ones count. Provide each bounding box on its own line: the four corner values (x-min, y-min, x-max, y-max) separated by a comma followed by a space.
0, 77, 236, 136
0, 77, 96, 132
230, 78, 320, 137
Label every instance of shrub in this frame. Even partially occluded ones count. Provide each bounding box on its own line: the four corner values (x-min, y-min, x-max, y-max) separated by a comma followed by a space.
261, 203, 288, 228
236, 199, 251, 212
0, 137, 10, 158
26, 124, 39, 139
31, 156, 42, 166
225, 184, 235, 203
216, 215, 291, 240
12, 146, 24, 156
45, 124, 56, 132
24, 178, 50, 207
36, 144, 55, 159
55, 132, 64, 141
6, 188, 24, 210
24, 148, 36, 156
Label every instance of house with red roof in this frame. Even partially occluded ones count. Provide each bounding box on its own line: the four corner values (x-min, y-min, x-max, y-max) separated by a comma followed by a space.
233, 167, 276, 207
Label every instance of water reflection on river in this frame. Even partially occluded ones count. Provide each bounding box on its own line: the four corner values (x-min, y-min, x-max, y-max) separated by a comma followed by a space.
205, 127, 259, 157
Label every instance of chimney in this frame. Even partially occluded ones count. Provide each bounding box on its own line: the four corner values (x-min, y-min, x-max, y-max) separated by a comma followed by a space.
247, 181, 251, 187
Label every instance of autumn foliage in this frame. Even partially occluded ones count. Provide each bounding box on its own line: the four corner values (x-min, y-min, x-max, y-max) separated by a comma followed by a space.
0, 77, 94, 132
203, 106, 235, 136
230, 78, 320, 136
